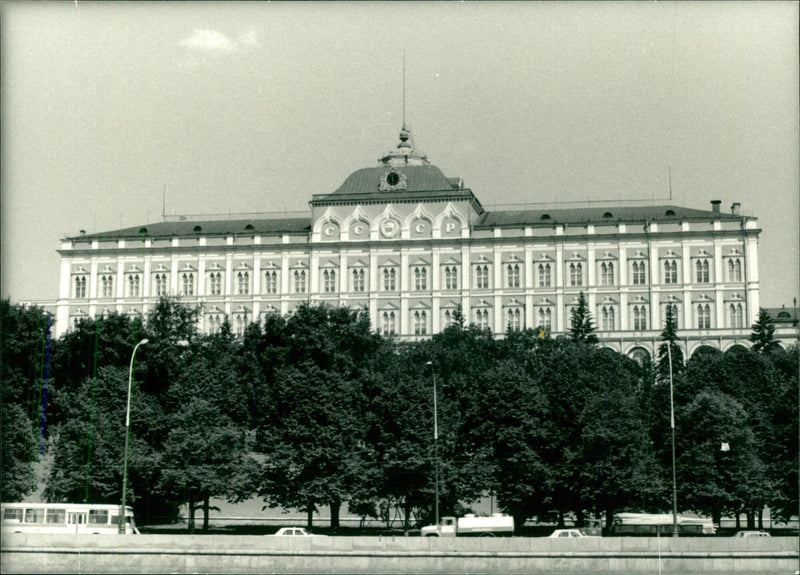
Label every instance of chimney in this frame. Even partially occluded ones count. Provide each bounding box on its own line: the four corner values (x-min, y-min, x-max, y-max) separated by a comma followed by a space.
710, 200, 721, 213
731, 202, 741, 215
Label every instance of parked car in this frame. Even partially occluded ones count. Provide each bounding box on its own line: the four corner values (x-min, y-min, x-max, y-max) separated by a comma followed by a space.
734, 530, 770, 537
271, 527, 327, 537
549, 529, 589, 538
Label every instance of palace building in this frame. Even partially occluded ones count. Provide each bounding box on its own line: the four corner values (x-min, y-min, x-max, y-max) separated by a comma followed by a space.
54, 126, 763, 362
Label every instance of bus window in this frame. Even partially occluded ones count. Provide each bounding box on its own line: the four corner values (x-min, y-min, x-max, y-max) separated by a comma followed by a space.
24, 508, 45, 523
3, 508, 22, 522
46, 509, 66, 524
89, 509, 109, 524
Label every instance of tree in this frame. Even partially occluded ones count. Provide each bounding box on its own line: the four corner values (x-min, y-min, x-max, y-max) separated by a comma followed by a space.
676, 391, 767, 525
657, 302, 683, 381
469, 358, 548, 531
255, 303, 380, 530
158, 327, 254, 532
1, 300, 52, 499
1, 403, 37, 501
569, 292, 598, 344
44, 366, 174, 524
750, 308, 780, 354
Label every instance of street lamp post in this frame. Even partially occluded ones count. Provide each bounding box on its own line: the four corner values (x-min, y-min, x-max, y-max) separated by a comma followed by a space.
426, 361, 439, 528
667, 343, 678, 538
119, 338, 148, 534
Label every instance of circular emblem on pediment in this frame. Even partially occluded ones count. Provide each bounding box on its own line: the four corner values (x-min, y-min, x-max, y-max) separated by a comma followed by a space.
380, 219, 401, 238
379, 169, 407, 192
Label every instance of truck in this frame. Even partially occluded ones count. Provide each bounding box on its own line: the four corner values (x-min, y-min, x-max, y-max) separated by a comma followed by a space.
420, 514, 514, 537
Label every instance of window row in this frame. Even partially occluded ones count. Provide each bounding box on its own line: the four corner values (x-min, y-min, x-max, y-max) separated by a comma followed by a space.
72, 257, 746, 299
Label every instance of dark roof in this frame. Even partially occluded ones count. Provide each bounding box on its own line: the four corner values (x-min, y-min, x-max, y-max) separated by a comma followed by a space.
764, 307, 799, 325
66, 217, 311, 240
478, 205, 743, 227
328, 165, 459, 196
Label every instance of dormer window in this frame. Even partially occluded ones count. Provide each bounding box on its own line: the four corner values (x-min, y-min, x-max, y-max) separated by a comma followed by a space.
603, 212, 613, 219
540, 214, 551, 221
665, 209, 676, 217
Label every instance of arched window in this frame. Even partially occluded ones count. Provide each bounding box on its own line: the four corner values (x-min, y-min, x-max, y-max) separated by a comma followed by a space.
383, 268, 396, 291
414, 310, 427, 335
538, 263, 551, 287
237, 271, 250, 295
537, 307, 552, 332
632, 261, 647, 285
697, 304, 711, 329
601, 262, 614, 286
506, 308, 522, 332
507, 264, 520, 288
293, 270, 306, 293
352, 269, 364, 292
569, 262, 582, 286
128, 274, 140, 298
209, 272, 222, 296
444, 266, 458, 290
475, 265, 489, 289
664, 260, 678, 284
695, 259, 710, 283
381, 311, 396, 336
475, 309, 489, 330
264, 270, 278, 294
182, 273, 194, 296
601, 306, 616, 331
74, 276, 87, 299
729, 303, 744, 328
633, 305, 647, 331
322, 269, 336, 293
415, 267, 428, 291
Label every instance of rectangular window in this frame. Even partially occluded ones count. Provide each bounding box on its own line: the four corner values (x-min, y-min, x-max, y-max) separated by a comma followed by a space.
88, 509, 109, 525
46, 508, 66, 524
24, 509, 45, 523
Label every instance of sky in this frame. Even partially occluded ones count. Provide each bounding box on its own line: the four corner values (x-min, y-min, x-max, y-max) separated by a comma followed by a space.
2, 1, 798, 308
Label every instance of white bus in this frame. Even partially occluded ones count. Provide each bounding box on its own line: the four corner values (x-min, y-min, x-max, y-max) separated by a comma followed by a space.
612, 512, 716, 536
1, 503, 139, 535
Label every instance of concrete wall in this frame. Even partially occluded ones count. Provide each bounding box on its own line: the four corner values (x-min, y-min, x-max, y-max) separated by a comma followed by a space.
2, 533, 797, 574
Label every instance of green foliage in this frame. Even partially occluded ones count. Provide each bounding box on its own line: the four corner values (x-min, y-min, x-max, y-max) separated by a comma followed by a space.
1, 403, 38, 501
657, 303, 683, 380
569, 292, 598, 344
750, 308, 780, 354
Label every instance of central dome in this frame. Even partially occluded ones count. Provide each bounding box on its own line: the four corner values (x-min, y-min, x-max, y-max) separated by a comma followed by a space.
330, 126, 462, 196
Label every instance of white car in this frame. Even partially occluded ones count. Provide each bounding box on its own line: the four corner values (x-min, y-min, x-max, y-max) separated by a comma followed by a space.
734, 530, 770, 538
549, 529, 588, 538
271, 527, 327, 537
